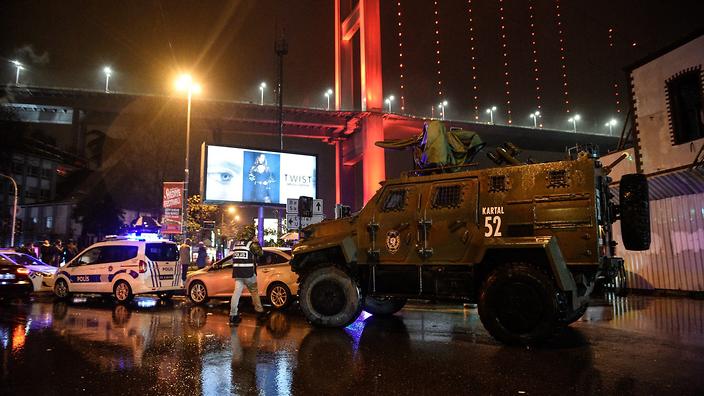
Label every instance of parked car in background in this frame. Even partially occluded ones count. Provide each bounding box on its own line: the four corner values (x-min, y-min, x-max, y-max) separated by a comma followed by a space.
0, 250, 57, 292
0, 255, 33, 301
186, 247, 297, 310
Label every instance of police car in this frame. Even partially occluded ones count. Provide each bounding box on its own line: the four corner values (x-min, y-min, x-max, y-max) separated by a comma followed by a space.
0, 250, 57, 292
53, 237, 183, 303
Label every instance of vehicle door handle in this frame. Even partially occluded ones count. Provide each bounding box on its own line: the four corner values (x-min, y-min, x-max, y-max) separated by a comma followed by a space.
260, 269, 272, 273
449, 220, 467, 232
397, 222, 410, 231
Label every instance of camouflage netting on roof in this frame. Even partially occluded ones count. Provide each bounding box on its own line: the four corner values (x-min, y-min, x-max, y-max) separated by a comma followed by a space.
375, 120, 485, 171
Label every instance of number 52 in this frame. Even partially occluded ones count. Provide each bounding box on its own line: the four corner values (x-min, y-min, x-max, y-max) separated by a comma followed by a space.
484, 216, 502, 237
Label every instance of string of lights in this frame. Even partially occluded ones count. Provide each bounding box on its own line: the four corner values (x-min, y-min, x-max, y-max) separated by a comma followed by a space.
608, 27, 622, 114
467, 0, 480, 120
498, 0, 512, 123
396, 1, 407, 112
527, 0, 542, 123
433, 0, 443, 100
554, 0, 571, 113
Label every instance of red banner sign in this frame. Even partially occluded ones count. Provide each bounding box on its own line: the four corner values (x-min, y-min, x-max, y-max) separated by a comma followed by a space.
162, 182, 184, 234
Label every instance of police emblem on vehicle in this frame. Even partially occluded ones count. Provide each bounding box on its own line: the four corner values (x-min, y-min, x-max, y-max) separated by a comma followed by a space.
386, 230, 401, 254
233, 251, 249, 259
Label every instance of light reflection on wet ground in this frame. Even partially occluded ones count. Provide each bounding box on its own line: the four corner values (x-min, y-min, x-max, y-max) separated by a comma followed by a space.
0, 294, 703, 395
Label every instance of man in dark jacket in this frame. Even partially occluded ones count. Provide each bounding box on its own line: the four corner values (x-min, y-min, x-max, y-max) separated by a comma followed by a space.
229, 225, 268, 325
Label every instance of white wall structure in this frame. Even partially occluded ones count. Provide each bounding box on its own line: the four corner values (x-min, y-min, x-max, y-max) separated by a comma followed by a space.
607, 32, 704, 292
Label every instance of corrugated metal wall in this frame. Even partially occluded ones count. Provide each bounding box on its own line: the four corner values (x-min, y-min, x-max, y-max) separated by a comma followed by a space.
613, 192, 704, 291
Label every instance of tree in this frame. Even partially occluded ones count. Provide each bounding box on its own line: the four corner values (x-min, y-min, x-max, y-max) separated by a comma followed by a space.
186, 195, 218, 241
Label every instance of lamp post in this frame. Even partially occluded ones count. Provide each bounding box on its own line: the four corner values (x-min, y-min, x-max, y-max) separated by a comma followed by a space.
385, 95, 395, 113
0, 173, 18, 247
568, 114, 581, 132
529, 111, 541, 128
103, 66, 112, 93
175, 74, 201, 239
485, 106, 497, 124
259, 82, 266, 105
10, 60, 23, 86
324, 88, 333, 110
606, 119, 617, 135
438, 100, 448, 120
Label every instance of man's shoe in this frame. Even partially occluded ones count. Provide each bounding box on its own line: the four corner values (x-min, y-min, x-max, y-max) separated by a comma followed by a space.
229, 315, 241, 325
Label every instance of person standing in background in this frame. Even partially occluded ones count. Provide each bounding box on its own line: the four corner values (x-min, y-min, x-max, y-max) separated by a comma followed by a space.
196, 241, 207, 269
64, 240, 78, 264
179, 238, 192, 283
40, 240, 52, 264
50, 240, 64, 267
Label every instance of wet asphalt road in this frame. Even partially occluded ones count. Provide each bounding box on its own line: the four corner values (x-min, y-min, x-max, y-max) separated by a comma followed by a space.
1, 294, 703, 396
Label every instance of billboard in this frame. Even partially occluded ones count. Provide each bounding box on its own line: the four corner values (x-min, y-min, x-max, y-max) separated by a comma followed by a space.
201, 144, 317, 205
162, 182, 184, 234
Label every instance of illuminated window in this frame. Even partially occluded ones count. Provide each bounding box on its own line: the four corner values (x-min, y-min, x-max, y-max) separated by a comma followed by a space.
432, 185, 462, 209
666, 67, 704, 145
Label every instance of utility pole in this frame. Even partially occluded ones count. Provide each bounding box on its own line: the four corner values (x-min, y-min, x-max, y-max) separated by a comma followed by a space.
275, 32, 288, 151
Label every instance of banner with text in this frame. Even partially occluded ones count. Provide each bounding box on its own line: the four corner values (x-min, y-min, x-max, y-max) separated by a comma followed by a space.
162, 182, 184, 234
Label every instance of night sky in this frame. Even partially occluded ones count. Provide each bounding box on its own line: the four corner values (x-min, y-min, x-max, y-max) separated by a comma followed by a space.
1, 0, 703, 132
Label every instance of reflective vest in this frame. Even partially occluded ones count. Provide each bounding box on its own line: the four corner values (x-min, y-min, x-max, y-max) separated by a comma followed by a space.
231, 241, 256, 278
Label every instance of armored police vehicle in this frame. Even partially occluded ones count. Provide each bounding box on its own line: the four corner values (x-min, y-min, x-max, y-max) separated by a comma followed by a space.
290, 121, 649, 344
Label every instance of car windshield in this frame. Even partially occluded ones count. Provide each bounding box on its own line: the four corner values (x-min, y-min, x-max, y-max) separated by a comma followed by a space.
145, 243, 179, 261
4, 253, 44, 266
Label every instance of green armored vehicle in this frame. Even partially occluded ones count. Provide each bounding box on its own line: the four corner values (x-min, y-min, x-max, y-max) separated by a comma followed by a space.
290, 121, 649, 344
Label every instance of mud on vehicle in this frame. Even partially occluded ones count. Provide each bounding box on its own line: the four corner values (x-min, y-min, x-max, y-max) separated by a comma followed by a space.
290, 121, 650, 345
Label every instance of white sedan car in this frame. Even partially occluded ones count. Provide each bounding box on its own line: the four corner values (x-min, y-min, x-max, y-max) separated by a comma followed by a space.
185, 247, 298, 310
0, 250, 57, 292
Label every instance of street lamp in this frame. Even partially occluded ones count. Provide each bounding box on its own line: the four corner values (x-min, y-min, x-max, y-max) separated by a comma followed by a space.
485, 106, 497, 124
529, 111, 541, 128
605, 119, 617, 135
324, 88, 333, 110
438, 100, 448, 120
568, 114, 581, 132
175, 74, 201, 238
103, 66, 112, 93
259, 82, 266, 105
10, 60, 23, 86
0, 173, 18, 247
385, 95, 395, 112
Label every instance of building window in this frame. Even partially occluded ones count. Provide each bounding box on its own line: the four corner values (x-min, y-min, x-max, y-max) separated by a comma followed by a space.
666, 67, 704, 145
46, 216, 53, 229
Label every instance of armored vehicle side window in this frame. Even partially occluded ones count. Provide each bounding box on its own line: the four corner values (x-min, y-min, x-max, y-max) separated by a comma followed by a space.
432, 185, 462, 209
489, 175, 508, 192
382, 189, 407, 212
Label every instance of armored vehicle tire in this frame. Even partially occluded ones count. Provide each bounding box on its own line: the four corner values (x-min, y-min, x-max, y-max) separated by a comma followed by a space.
478, 263, 559, 345
620, 173, 650, 251
559, 303, 588, 325
363, 296, 407, 316
299, 266, 363, 327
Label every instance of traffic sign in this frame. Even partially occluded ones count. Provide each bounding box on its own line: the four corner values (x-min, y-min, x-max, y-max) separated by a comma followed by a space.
301, 214, 324, 228
313, 199, 324, 215
286, 213, 300, 230
286, 198, 298, 214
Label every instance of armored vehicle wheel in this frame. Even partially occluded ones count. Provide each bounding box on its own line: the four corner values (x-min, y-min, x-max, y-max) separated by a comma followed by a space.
478, 263, 558, 345
559, 303, 588, 325
299, 266, 363, 327
363, 296, 407, 316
